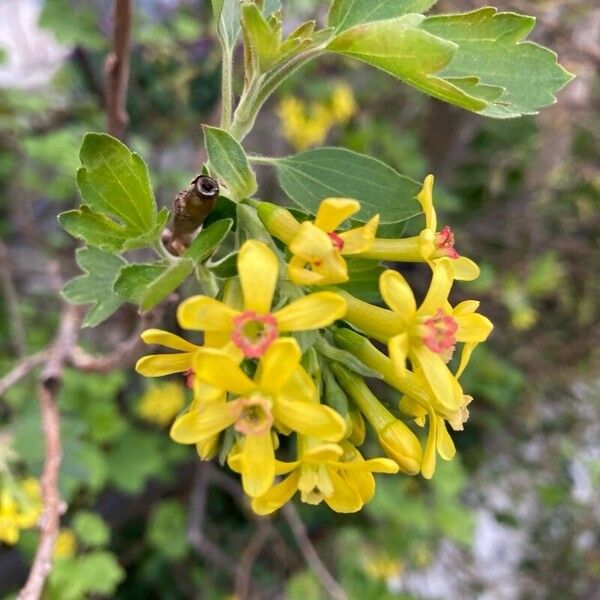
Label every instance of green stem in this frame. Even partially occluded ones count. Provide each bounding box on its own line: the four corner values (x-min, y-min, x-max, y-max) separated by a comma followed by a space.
248, 154, 279, 165
220, 43, 234, 130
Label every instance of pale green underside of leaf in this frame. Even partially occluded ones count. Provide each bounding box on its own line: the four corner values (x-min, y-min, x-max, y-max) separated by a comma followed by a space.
204, 126, 257, 201
276, 147, 421, 225
328, 0, 438, 32
328, 9, 573, 118
62, 248, 126, 327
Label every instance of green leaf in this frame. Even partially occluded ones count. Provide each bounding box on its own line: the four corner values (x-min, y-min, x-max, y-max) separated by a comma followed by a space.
73, 511, 110, 548
115, 260, 194, 311
327, 10, 573, 118
328, 0, 437, 31
62, 248, 126, 327
212, 0, 241, 50
421, 8, 574, 117
275, 147, 421, 224
185, 218, 233, 262
204, 126, 257, 201
328, 15, 488, 114
66, 133, 164, 251
147, 500, 189, 560
114, 219, 232, 308
338, 259, 385, 303
208, 251, 238, 278
315, 337, 383, 379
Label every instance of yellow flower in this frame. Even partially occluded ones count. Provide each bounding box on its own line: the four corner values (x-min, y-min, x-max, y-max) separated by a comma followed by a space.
342, 260, 492, 413
177, 240, 346, 359
359, 175, 480, 281
170, 338, 346, 497
260, 199, 379, 286
136, 382, 186, 427
54, 528, 77, 559
0, 478, 42, 545
276, 96, 335, 151
328, 83, 357, 123
249, 438, 398, 515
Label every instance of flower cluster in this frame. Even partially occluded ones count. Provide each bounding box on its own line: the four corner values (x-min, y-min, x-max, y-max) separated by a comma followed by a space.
0, 477, 42, 545
276, 83, 357, 151
137, 176, 492, 513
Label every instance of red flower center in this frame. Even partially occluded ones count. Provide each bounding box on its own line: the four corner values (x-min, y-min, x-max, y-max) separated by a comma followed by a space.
231, 311, 278, 358
422, 309, 458, 354
183, 369, 195, 389
434, 226, 459, 259
327, 231, 345, 252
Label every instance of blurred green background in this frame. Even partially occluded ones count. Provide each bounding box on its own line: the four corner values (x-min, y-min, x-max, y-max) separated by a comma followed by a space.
0, 1, 598, 598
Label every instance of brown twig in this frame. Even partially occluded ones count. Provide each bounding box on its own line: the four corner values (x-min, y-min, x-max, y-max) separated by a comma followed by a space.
0, 351, 48, 398
281, 504, 348, 600
0, 240, 27, 357
105, 0, 133, 139
17, 305, 81, 600
235, 525, 271, 600
69, 308, 164, 373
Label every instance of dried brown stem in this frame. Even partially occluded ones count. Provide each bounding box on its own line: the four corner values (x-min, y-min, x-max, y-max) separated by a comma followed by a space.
17, 306, 81, 600
235, 525, 271, 600
281, 504, 348, 600
0, 240, 27, 357
0, 351, 48, 397
105, 0, 133, 139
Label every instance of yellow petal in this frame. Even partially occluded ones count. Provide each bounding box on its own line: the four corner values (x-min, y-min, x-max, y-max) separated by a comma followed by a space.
419, 259, 453, 317
380, 270, 417, 319
411, 345, 458, 413
302, 443, 344, 463
388, 333, 409, 378
449, 256, 480, 281
177, 296, 237, 331
335, 457, 399, 474
453, 300, 480, 316
419, 228, 436, 260
196, 436, 219, 460
421, 413, 438, 479
135, 352, 194, 377
314, 198, 360, 231
339, 215, 379, 254
239, 432, 276, 497
436, 417, 456, 460
193, 349, 255, 395
204, 331, 234, 350
280, 368, 317, 404
274, 292, 346, 331
288, 256, 325, 286
455, 313, 493, 343
323, 468, 363, 513
377, 420, 422, 475
251, 471, 301, 515
170, 402, 234, 444
274, 398, 346, 442
456, 342, 477, 379
237, 240, 278, 314
140, 329, 199, 351
289, 221, 332, 261
255, 338, 301, 394
313, 251, 349, 284
417, 174, 436, 232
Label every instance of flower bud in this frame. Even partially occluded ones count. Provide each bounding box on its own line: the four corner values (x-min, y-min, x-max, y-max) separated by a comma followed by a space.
257, 202, 300, 244
377, 420, 422, 475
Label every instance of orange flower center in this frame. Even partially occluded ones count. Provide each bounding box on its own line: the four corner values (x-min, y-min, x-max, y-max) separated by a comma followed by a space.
231, 311, 278, 358
421, 309, 458, 354
434, 226, 459, 259
327, 231, 345, 252
230, 394, 273, 436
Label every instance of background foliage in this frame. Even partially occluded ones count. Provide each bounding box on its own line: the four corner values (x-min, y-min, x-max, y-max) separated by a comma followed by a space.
0, 0, 598, 598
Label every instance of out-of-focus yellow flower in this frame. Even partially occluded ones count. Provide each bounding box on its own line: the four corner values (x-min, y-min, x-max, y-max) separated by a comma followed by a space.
177, 240, 346, 358
276, 85, 356, 151
137, 382, 186, 427
363, 551, 403, 581
260, 199, 378, 285
249, 438, 398, 515
328, 83, 357, 123
54, 528, 77, 559
0, 477, 42, 545
359, 175, 480, 281
170, 338, 346, 498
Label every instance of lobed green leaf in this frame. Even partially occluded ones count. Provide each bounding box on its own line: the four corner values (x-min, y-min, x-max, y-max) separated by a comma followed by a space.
62, 247, 126, 327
